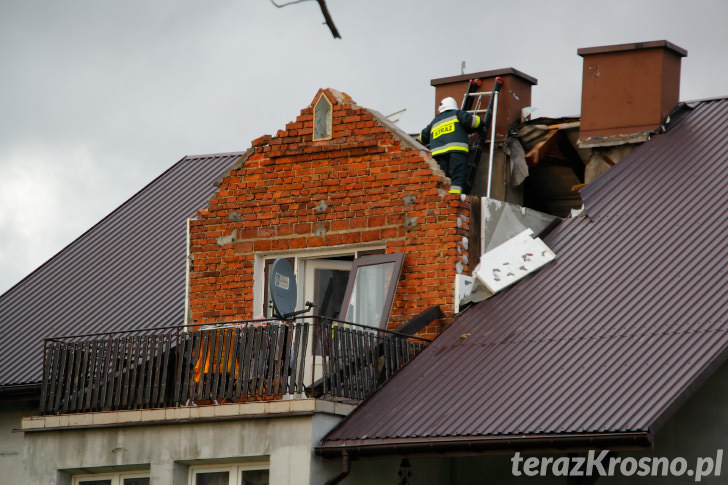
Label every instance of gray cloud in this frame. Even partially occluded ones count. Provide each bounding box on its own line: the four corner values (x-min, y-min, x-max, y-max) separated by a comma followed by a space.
1, 0, 727, 293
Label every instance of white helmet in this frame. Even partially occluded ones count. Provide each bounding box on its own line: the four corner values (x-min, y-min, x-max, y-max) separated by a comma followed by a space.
438, 97, 458, 113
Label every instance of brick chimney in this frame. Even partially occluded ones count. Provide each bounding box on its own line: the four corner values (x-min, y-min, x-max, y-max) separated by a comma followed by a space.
430, 68, 537, 141
577, 40, 687, 147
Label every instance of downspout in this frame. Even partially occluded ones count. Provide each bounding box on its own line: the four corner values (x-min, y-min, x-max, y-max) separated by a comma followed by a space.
324, 450, 350, 485
184, 218, 191, 331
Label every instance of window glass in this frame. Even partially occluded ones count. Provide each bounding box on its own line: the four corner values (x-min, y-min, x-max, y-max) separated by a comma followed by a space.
314, 95, 332, 140
241, 469, 269, 485
344, 262, 395, 327
196, 471, 230, 485
313, 267, 350, 319
123, 479, 150, 485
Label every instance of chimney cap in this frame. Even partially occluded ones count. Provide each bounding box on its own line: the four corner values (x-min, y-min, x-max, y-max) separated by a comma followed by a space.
431, 67, 537, 87
577, 40, 687, 58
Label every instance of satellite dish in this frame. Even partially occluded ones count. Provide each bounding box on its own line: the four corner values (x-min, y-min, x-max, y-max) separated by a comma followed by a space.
269, 258, 297, 318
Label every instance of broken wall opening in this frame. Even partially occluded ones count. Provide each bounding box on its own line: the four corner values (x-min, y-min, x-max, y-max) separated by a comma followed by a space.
506, 120, 587, 218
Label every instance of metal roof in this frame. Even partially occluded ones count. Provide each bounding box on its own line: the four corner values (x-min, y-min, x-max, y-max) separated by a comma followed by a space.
319, 98, 728, 455
0, 152, 243, 388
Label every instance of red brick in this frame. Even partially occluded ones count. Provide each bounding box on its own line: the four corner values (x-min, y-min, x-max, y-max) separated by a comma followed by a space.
271, 239, 289, 251
349, 217, 367, 229
289, 237, 307, 249
361, 229, 380, 242
258, 227, 276, 238
253, 240, 271, 251
294, 223, 311, 234
331, 219, 349, 231
342, 232, 361, 244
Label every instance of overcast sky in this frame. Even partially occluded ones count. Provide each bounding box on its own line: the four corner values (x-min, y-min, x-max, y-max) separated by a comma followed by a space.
1, 0, 727, 294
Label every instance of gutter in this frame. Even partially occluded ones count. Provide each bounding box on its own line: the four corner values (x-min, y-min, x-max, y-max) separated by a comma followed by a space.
324, 450, 350, 485
0, 383, 41, 400
316, 432, 652, 458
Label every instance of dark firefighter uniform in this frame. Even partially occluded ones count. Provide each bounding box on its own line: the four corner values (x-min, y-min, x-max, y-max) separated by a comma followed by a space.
419, 108, 481, 194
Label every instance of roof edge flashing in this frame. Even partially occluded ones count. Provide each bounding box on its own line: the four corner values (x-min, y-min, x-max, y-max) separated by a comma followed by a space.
577, 40, 687, 58
431, 67, 538, 87
577, 131, 653, 149
316, 431, 652, 458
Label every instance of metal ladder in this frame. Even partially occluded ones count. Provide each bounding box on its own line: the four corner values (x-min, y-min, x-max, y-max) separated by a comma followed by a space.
460, 77, 503, 196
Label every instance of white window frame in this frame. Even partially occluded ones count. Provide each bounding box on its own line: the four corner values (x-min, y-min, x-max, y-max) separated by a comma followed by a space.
188, 462, 269, 485
72, 471, 150, 485
253, 244, 386, 318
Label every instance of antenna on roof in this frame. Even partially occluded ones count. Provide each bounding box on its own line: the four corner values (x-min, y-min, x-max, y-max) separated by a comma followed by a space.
385, 108, 407, 124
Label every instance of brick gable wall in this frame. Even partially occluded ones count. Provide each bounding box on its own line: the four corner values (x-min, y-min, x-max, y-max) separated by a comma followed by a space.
188, 89, 469, 338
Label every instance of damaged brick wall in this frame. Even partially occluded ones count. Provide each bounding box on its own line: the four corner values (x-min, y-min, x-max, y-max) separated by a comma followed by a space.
188, 88, 469, 338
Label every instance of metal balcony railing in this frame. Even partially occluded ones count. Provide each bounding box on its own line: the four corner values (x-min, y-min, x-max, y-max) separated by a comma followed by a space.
39, 317, 430, 415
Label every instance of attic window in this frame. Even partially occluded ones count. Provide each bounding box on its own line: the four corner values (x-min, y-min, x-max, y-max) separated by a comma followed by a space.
313, 94, 332, 140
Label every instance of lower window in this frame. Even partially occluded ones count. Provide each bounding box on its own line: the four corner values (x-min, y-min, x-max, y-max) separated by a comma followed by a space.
73, 472, 149, 485
190, 464, 269, 485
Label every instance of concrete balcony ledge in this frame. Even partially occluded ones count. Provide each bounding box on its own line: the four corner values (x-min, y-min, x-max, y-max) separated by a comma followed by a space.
21, 398, 356, 432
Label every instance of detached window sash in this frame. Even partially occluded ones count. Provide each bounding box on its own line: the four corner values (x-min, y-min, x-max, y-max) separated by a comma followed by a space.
190, 464, 269, 485
340, 253, 404, 329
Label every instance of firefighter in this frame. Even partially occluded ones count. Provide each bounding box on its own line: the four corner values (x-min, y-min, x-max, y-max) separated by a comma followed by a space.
419, 96, 481, 194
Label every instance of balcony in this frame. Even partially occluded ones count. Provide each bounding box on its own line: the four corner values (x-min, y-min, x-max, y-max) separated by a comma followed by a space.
39, 317, 429, 415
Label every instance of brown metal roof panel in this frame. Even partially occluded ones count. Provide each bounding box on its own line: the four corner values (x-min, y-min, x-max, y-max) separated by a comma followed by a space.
325, 325, 728, 442
615, 333, 726, 429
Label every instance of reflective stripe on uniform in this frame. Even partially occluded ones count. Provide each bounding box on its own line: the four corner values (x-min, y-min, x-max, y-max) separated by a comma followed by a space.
471, 115, 481, 129
431, 142, 469, 156
430, 115, 459, 140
